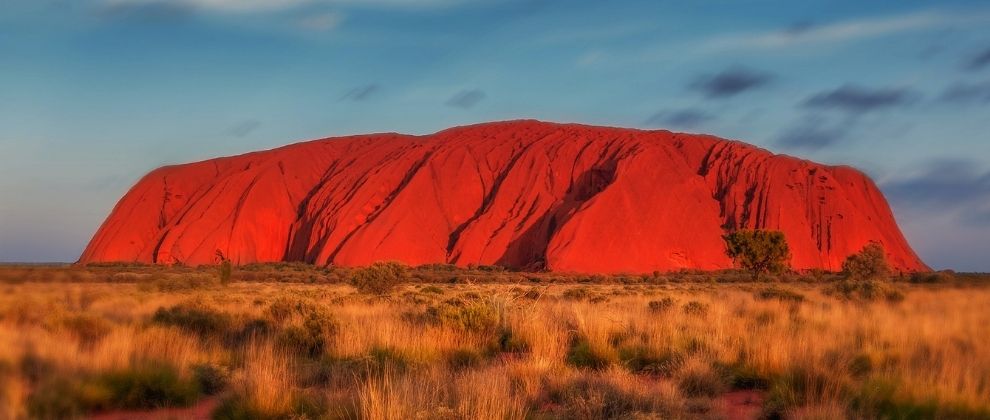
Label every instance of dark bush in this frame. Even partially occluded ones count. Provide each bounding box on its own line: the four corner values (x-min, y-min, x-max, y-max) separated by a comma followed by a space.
617, 344, 684, 376
566, 337, 612, 370
842, 242, 891, 282
755, 287, 805, 303
192, 363, 229, 395
448, 347, 484, 370
100, 363, 201, 409
151, 301, 232, 338
722, 230, 792, 281
647, 297, 675, 313
350, 262, 407, 295
277, 308, 338, 357
683, 301, 709, 317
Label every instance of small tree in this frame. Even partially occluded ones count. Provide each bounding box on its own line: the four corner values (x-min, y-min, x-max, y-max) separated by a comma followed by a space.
350, 261, 407, 295
723, 230, 791, 281
215, 250, 232, 286
842, 242, 890, 281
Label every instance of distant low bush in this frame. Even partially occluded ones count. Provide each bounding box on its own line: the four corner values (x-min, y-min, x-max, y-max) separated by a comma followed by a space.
350, 262, 407, 295
755, 286, 805, 303
909, 270, 954, 284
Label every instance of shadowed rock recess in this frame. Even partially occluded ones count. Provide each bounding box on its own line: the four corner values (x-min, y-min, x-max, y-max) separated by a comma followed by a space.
80, 120, 926, 273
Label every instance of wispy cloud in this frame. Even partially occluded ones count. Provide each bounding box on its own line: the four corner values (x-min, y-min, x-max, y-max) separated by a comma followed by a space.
703, 10, 990, 51
775, 115, 850, 150
689, 67, 774, 99
940, 80, 990, 104
102, 0, 474, 13
297, 11, 343, 31
446, 89, 486, 109
644, 109, 714, 129
803, 84, 918, 113
340, 84, 380, 101
883, 159, 990, 227
964, 46, 990, 71
227, 120, 262, 138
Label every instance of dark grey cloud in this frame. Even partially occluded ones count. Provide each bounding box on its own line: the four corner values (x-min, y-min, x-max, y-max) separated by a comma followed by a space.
340, 84, 380, 102
940, 80, 990, 104
883, 159, 990, 226
228, 120, 261, 138
446, 89, 486, 109
783, 20, 816, 36
689, 67, 774, 99
97, 1, 194, 22
803, 84, 917, 113
775, 115, 849, 150
644, 108, 715, 129
964, 47, 990, 71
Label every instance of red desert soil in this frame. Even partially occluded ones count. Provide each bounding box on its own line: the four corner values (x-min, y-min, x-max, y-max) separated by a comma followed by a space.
80, 120, 926, 273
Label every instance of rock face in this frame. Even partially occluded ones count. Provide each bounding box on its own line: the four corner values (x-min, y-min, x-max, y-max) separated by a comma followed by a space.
80, 120, 927, 273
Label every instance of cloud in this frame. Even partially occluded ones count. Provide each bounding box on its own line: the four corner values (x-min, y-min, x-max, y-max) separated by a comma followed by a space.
98, 0, 194, 21
446, 89, 485, 109
644, 109, 714, 129
227, 120, 262, 138
940, 80, 990, 104
775, 115, 850, 150
703, 10, 990, 51
803, 84, 918, 112
689, 67, 773, 99
883, 159, 990, 226
965, 47, 990, 71
340, 84, 379, 101
297, 11, 343, 31
102, 0, 473, 14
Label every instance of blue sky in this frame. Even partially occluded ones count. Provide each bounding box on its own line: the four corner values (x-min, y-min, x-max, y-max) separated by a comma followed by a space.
1, 0, 989, 270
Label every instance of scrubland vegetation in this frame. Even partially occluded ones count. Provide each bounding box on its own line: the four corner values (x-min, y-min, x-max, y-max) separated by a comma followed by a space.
0, 262, 988, 419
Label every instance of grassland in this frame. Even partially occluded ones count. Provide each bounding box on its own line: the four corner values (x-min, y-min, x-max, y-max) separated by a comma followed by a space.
0, 264, 988, 419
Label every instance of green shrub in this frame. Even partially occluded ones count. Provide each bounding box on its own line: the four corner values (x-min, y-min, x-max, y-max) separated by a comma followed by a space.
277, 309, 338, 357
617, 344, 684, 376
192, 363, 229, 395
562, 287, 591, 301
755, 287, 805, 303
842, 242, 891, 282
425, 300, 500, 335
683, 301, 708, 316
825, 280, 905, 302
150, 274, 219, 292
448, 347, 484, 370
100, 363, 200, 409
909, 270, 954, 284
647, 297, 675, 313
566, 337, 612, 370
28, 362, 201, 417
722, 230, 792, 281
492, 327, 529, 354
151, 301, 232, 338
544, 376, 677, 419
350, 261, 407, 295
60, 313, 112, 345
219, 259, 232, 286
677, 367, 725, 397
421, 285, 444, 294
